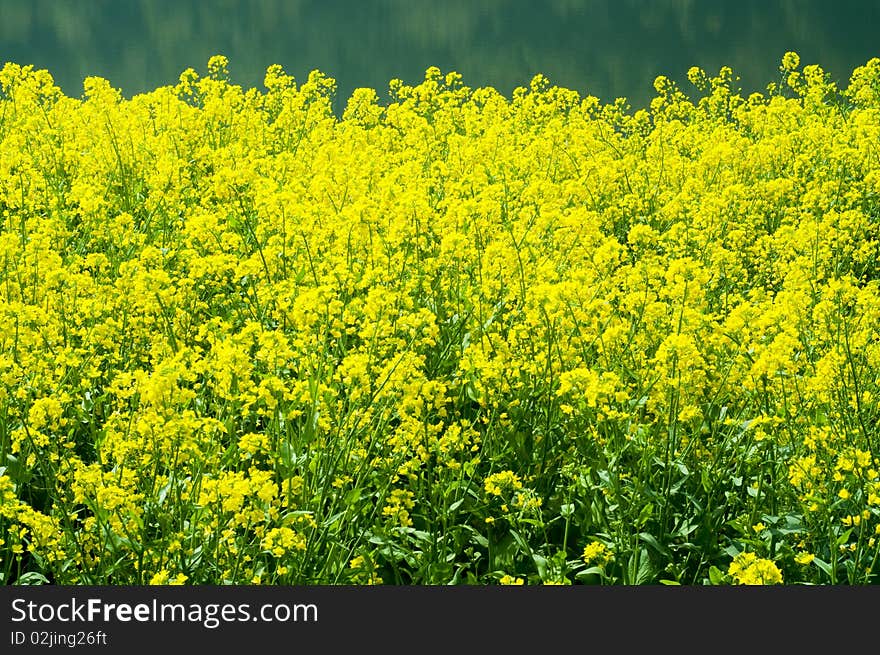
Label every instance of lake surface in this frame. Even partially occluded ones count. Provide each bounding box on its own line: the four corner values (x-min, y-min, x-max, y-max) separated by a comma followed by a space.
1, 0, 878, 110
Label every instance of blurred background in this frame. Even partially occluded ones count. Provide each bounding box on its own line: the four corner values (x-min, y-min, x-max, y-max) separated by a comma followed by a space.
1, 0, 878, 109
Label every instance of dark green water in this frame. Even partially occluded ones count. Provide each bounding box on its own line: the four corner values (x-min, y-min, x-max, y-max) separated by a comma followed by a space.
1, 0, 879, 109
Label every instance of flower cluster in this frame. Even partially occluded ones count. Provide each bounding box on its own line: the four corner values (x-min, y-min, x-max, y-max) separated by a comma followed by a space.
728, 552, 784, 585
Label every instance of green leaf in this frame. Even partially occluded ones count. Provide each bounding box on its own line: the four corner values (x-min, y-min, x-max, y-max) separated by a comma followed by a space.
410, 530, 432, 542
16, 572, 50, 585
509, 529, 533, 556
635, 548, 655, 584
461, 525, 489, 548
533, 553, 548, 579
701, 468, 712, 493
659, 579, 681, 585
708, 565, 725, 585
672, 520, 697, 538
639, 532, 673, 561
322, 511, 345, 529
637, 503, 654, 526
775, 513, 804, 535
278, 441, 300, 474
3, 455, 32, 486
812, 557, 832, 577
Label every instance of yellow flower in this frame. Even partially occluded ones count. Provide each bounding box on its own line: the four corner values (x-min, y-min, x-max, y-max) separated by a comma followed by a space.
261, 527, 306, 557
582, 541, 614, 567
381, 489, 415, 527
4, 52, 880, 586
728, 553, 783, 585
794, 552, 815, 566
484, 471, 523, 497
499, 574, 524, 585
781, 51, 800, 71
149, 570, 170, 585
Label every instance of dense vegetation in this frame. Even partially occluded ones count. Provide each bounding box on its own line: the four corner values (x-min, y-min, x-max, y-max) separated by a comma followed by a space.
1, 54, 880, 585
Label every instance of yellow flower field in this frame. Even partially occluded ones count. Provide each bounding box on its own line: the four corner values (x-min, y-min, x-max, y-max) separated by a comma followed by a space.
1, 54, 879, 584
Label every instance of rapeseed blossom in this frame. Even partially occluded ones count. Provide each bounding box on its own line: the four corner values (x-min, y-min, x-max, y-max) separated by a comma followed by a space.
582, 542, 614, 568
728, 553, 783, 585
2, 54, 880, 584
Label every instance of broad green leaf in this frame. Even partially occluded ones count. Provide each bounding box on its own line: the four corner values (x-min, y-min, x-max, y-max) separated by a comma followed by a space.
639, 532, 673, 560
